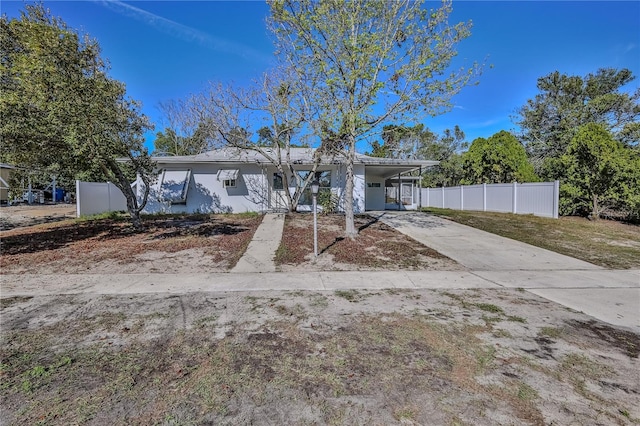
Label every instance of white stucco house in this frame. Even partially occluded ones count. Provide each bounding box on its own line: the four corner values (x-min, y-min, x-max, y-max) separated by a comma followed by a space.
137, 148, 438, 214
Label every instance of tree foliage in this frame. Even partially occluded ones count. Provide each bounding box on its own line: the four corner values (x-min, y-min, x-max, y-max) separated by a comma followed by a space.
515, 68, 640, 179
561, 123, 640, 219
462, 131, 538, 184
368, 124, 467, 187
0, 4, 154, 228
268, 0, 480, 237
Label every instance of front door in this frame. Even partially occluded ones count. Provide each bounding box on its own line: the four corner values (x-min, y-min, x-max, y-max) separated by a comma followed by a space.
269, 172, 288, 211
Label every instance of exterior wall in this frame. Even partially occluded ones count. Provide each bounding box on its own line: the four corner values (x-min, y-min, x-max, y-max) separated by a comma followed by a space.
353, 164, 366, 214
364, 175, 385, 211
422, 181, 560, 218
143, 163, 267, 214
81, 161, 376, 216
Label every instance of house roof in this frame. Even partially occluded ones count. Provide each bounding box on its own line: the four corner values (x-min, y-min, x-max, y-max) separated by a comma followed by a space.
152, 147, 439, 169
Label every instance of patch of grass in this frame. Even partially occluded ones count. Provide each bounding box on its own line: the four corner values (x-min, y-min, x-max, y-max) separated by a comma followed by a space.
474, 303, 504, 314
76, 211, 126, 222
539, 326, 564, 339
193, 315, 218, 328
506, 315, 527, 323
309, 293, 329, 308
334, 289, 364, 302
517, 383, 539, 401
423, 208, 640, 269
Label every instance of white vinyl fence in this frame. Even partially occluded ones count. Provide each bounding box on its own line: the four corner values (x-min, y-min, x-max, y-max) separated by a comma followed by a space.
76, 181, 127, 217
421, 181, 560, 218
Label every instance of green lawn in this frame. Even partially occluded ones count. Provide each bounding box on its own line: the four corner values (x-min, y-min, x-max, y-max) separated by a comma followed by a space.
423, 208, 640, 269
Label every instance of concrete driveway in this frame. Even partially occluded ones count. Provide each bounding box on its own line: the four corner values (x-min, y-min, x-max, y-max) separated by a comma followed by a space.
374, 211, 640, 332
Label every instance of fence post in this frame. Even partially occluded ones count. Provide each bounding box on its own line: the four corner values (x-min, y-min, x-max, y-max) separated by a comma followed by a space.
426, 187, 430, 208
483, 183, 487, 212
441, 186, 445, 209
107, 182, 112, 212
553, 180, 560, 219
460, 185, 464, 211
75, 180, 80, 217
512, 182, 518, 214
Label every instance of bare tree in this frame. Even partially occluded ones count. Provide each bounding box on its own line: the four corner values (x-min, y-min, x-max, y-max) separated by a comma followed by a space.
167, 68, 324, 212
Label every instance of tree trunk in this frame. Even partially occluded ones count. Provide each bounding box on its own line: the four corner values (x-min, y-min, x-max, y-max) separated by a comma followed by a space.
103, 158, 146, 231
343, 138, 357, 238
592, 194, 599, 220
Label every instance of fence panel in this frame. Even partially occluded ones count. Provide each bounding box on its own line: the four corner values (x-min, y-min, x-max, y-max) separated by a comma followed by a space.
443, 187, 461, 210
485, 184, 513, 213
462, 185, 484, 211
516, 182, 558, 217
426, 187, 443, 208
76, 181, 127, 217
420, 181, 559, 218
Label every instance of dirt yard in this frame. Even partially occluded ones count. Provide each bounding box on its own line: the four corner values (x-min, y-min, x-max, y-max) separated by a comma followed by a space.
1, 288, 638, 425
1, 211, 639, 425
0, 212, 263, 273
0, 203, 76, 231
276, 213, 463, 272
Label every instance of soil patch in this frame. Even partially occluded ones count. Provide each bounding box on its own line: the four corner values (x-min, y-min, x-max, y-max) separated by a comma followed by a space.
1, 288, 638, 425
0, 204, 76, 231
0, 213, 262, 273
276, 213, 462, 271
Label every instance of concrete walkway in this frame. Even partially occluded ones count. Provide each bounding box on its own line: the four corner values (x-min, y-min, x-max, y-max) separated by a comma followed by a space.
230, 212, 285, 273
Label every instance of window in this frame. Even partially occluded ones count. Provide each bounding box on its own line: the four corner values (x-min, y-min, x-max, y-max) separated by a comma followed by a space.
160, 169, 191, 204
217, 169, 239, 189
367, 182, 381, 188
273, 173, 284, 190
297, 170, 331, 205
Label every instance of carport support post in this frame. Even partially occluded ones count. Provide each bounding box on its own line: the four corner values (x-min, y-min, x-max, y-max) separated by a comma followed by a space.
418, 166, 422, 209
397, 172, 401, 210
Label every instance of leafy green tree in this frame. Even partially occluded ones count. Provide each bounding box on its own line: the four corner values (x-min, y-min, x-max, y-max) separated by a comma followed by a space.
367, 124, 467, 187
515, 68, 639, 179
462, 131, 538, 184
268, 0, 480, 237
0, 4, 154, 228
562, 123, 640, 219
152, 127, 209, 156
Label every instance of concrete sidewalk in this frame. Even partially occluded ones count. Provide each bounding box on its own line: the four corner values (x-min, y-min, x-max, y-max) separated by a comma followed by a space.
2, 269, 638, 331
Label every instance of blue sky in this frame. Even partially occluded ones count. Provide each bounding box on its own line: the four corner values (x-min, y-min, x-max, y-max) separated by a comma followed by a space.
3, 1, 639, 153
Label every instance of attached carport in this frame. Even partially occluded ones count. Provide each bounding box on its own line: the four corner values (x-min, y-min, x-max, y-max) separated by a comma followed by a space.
361, 157, 438, 211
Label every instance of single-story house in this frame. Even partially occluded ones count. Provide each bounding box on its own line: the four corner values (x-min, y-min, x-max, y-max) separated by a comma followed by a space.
137, 148, 438, 214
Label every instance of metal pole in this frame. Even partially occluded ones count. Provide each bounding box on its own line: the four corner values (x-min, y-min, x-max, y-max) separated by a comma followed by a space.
313, 193, 318, 257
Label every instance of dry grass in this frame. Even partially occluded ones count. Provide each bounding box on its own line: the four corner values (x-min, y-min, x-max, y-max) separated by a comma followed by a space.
2, 289, 638, 425
424, 208, 640, 269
